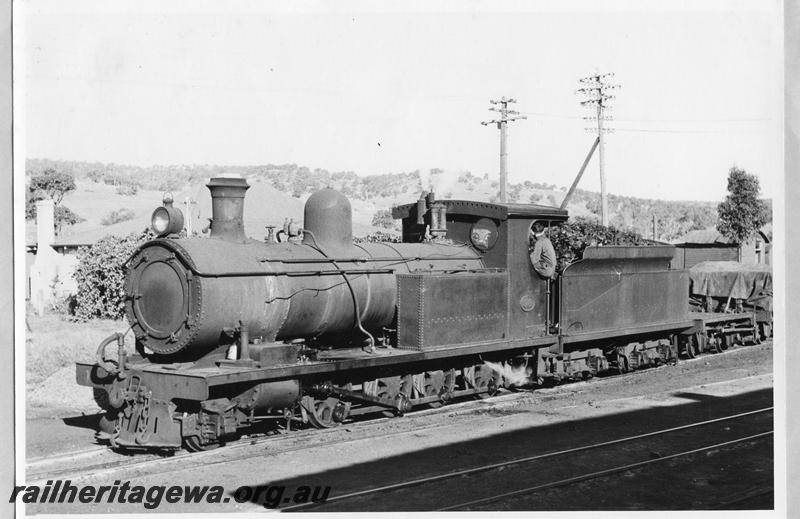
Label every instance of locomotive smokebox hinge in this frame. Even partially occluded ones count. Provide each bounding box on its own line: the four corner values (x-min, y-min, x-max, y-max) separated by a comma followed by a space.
134, 253, 148, 268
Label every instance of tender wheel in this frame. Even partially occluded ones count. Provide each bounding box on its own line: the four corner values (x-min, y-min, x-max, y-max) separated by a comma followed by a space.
183, 435, 222, 452
709, 335, 723, 354
617, 354, 631, 373
486, 377, 499, 397
394, 393, 413, 416
757, 322, 771, 341
761, 322, 772, 339
685, 335, 697, 359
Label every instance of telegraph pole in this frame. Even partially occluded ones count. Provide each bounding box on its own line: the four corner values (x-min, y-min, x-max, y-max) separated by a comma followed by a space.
652, 214, 657, 241
482, 97, 526, 203
578, 73, 620, 226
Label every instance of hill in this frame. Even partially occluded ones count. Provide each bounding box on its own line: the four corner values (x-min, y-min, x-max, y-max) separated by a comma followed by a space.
25, 158, 767, 244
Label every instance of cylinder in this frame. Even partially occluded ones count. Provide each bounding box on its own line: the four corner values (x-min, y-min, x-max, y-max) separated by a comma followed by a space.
235, 380, 300, 412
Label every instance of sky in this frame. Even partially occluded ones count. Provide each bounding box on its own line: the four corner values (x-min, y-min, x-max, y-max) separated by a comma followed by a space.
17, 0, 783, 202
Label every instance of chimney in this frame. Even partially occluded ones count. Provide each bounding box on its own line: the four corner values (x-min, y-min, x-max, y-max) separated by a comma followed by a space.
35, 199, 56, 259
206, 176, 249, 242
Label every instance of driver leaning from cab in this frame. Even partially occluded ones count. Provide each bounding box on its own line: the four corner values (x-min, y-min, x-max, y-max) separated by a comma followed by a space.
529, 221, 556, 279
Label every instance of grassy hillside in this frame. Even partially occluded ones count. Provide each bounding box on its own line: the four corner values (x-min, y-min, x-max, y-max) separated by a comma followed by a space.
27, 158, 760, 242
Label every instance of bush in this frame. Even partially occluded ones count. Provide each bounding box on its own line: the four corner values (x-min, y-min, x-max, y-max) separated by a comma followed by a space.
73, 230, 153, 320
101, 208, 137, 226
86, 169, 104, 183
371, 209, 395, 229
157, 177, 183, 192
355, 231, 401, 243
51, 294, 78, 316
116, 183, 139, 196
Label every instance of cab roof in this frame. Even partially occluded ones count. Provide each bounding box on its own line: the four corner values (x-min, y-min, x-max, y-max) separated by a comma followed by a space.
392, 199, 569, 222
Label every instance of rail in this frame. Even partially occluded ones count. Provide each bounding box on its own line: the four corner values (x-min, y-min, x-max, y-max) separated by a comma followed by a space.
279, 407, 773, 511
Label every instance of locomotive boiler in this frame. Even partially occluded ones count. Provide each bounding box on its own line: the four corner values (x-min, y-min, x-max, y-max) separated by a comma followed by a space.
76, 176, 762, 452
126, 177, 483, 359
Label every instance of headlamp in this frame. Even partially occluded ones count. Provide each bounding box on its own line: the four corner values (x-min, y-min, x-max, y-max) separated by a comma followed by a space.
151, 193, 184, 237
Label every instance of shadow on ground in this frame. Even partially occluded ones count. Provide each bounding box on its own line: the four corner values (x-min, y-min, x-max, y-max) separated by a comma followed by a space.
62, 413, 103, 432
233, 387, 774, 512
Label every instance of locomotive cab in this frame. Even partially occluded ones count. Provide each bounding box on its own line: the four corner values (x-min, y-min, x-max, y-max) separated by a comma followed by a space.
393, 195, 568, 340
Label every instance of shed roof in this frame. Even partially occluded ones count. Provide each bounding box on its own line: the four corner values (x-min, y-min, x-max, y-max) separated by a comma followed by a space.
675, 226, 771, 246
677, 229, 734, 245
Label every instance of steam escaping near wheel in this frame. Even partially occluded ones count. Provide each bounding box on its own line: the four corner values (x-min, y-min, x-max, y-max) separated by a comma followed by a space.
483, 361, 533, 387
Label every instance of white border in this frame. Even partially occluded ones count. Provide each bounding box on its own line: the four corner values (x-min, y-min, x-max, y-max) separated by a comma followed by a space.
12, 0, 25, 517
11, 2, 787, 518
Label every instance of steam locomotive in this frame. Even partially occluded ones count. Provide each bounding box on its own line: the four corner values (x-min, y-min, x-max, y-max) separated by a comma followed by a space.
76, 176, 762, 452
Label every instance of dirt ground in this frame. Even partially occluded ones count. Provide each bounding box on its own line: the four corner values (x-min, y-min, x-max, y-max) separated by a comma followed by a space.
25, 340, 774, 514
25, 312, 121, 414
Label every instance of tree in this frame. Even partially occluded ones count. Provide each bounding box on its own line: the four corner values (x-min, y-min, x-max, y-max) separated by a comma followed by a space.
26, 168, 83, 234
54, 206, 85, 234
371, 209, 395, 229
28, 168, 76, 206
716, 167, 769, 244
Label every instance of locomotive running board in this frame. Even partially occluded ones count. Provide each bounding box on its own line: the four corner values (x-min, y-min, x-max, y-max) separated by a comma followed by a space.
76, 335, 558, 399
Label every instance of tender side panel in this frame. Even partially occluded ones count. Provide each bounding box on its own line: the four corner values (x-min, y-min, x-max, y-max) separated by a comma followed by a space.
559, 246, 690, 336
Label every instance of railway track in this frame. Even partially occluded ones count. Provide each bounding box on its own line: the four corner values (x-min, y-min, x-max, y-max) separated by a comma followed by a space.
26, 376, 600, 484
280, 407, 774, 512
26, 343, 771, 485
